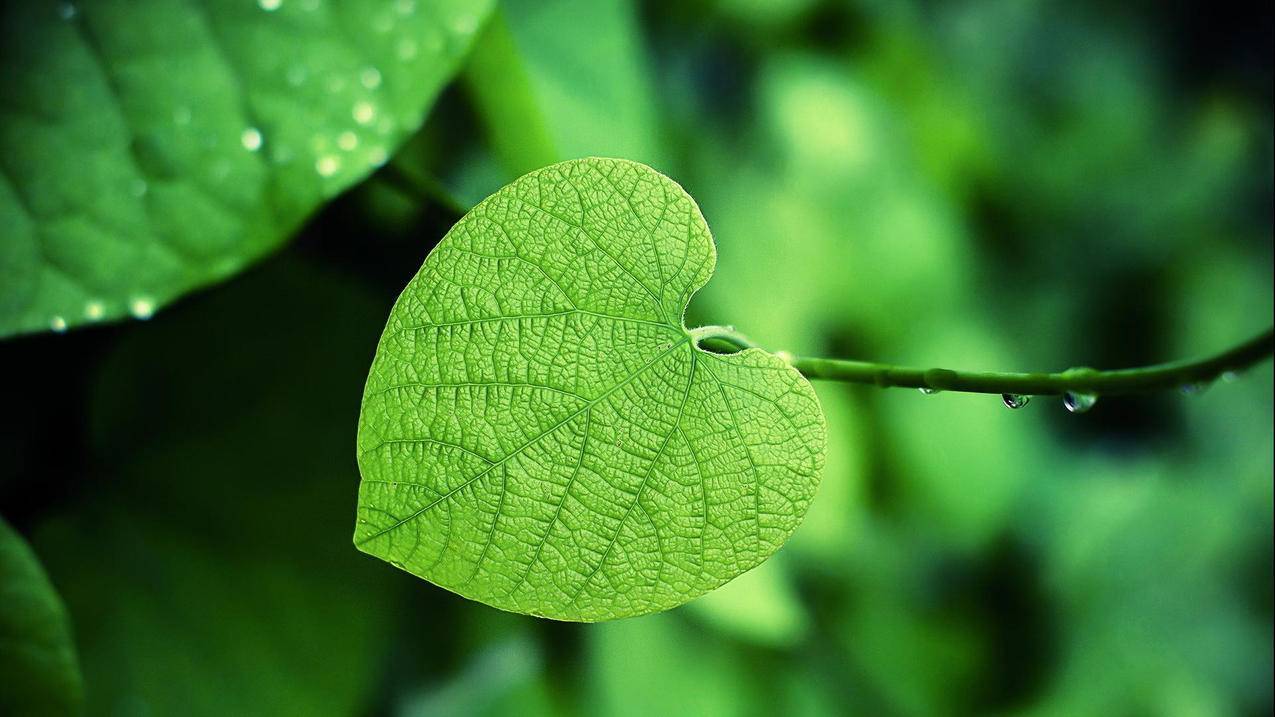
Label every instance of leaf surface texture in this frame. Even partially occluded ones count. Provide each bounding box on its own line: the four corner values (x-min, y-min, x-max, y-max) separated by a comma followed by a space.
356, 158, 826, 620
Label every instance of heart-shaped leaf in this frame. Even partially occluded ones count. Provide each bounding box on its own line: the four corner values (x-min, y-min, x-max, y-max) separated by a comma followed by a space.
355, 158, 826, 621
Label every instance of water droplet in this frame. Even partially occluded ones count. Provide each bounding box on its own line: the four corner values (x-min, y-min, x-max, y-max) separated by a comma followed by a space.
396, 0, 416, 15
130, 179, 148, 198
360, 67, 382, 90
84, 300, 104, 320
1002, 393, 1030, 409
258, 0, 282, 11
397, 39, 418, 61
50, 316, 67, 332
327, 76, 348, 93
1221, 370, 1240, 383
919, 387, 941, 395
286, 65, 308, 86
390, 560, 403, 569
368, 146, 388, 167
774, 350, 794, 364
352, 101, 376, 125
129, 297, 155, 320
451, 14, 478, 35
315, 155, 340, 177
58, 3, 77, 20
1063, 391, 1097, 414
172, 106, 192, 125
337, 130, 358, 151
1179, 381, 1210, 395
240, 127, 263, 151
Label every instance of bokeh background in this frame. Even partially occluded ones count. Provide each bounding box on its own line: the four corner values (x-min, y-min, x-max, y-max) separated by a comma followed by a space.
3, 0, 1272, 715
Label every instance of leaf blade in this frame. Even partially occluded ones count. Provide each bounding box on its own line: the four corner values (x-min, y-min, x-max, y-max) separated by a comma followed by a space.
0, 0, 493, 337
355, 157, 826, 621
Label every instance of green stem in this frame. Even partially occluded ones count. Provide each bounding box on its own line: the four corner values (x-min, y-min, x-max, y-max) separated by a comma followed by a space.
697, 327, 1274, 396
378, 161, 468, 216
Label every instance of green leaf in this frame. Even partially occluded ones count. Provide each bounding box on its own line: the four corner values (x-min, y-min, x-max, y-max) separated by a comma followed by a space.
355, 157, 826, 620
0, 516, 83, 716
0, 0, 492, 338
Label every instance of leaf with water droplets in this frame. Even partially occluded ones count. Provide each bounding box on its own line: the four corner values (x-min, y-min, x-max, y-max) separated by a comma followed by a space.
0, 516, 83, 715
0, 0, 493, 337
355, 158, 827, 621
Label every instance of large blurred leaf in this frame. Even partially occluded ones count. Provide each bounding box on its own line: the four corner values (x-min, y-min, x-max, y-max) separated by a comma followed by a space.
35, 254, 403, 716
0, 516, 82, 716
0, 0, 492, 337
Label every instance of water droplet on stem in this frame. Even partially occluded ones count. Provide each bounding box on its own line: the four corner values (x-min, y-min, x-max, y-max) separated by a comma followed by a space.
1063, 391, 1097, 414
1002, 393, 1030, 409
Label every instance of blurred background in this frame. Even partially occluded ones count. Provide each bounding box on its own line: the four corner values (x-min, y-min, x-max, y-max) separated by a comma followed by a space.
2, 0, 1272, 715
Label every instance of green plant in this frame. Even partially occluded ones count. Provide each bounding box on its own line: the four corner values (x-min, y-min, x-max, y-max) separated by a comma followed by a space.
0, 516, 82, 715
0, 0, 492, 337
356, 157, 1274, 620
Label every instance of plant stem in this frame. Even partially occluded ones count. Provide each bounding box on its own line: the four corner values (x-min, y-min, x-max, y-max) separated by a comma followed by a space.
697, 326, 1275, 396
378, 161, 469, 216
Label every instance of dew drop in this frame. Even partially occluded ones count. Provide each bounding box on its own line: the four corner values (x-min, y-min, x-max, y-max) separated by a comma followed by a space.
919, 387, 941, 395
129, 297, 155, 320
352, 100, 376, 125
396, 0, 416, 15
451, 13, 478, 35
286, 65, 308, 86
360, 67, 382, 90
240, 126, 263, 152
1002, 393, 1030, 409
172, 106, 192, 125
390, 560, 404, 569
58, 2, 77, 20
337, 130, 358, 151
130, 179, 148, 197
1179, 381, 1210, 395
397, 39, 418, 61
84, 300, 104, 320
1221, 370, 1240, 383
1062, 391, 1097, 414
315, 155, 340, 177
50, 316, 68, 332
367, 146, 388, 167
258, 0, 282, 11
